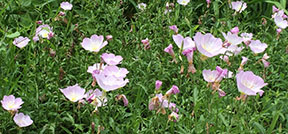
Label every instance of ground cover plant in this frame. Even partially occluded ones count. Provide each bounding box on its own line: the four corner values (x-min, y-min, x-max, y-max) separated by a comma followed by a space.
0, 0, 288, 133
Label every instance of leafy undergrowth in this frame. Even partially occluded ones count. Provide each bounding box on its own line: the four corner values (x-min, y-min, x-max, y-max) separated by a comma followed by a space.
0, 0, 287, 133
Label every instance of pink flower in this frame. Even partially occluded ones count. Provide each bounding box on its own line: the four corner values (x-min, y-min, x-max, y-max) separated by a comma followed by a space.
116, 94, 128, 106
166, 85, 180, 95
238, 56, 248, 71
168, 112, 179, 122
141, 38, 150, 49
206, 0, 211, 8
249, 40, 268, 54
155, 80, 163, 90
59, 11, 66, 16
87, 63, 106, 74
60, 2, 73, 10
231, 1, 247, 13
36, 20, 42, 24
101, 65, 129, 78
13, 36, 30, 49
164, 44, 174, 55
173, 34, 195, 50
261, 53, 270, 68
60, 84, 86, 102
169, 25, 178, 34
222, 32, 243, 46
274, 15, 288, 29
1, 95, 24, 111
106, 35, 113, 41
218, 89, 226, 97
81, 35, 108, 52
85, 89, 107, 107
272, 6, 279, 13
203, 66, 227, 83
241, 33, 253, 46
177, 0, 190, 6
230, 27, 239, 34
193, 32, 224, 57
13, 113, 33, 127
33, 24, 54, 42
94, 73, 129, 92
182, 48, 197, 73
101, 53, 123, 66
236, 71, 267, 96
220, 55, 230, 65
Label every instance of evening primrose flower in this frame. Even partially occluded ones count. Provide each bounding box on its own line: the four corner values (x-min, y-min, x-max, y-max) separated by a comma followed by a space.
60, 84, 86, 102
168, 112, 179, 122
230, 27, 239, 34
155, 80, 163, 90
13, 113, 33, 127
33, 24, 54, 42
101, 65, 129, 79
87, 63, 106, 74
231, 1, 247, 13
206, 0, 211, 8
85, 89, 107, 107
13, 36, 30, 49
138, 3, 147, 11
81, 35, 108, 53
193, 32, 225, 57
60, 2, 73, 10
169, 25, 178, 34
249, 40, 268, 54
261, 53, 270, 68
177, 0, 190, 6
93, 73, 129, 92
182, 48, 197, 73
238, 56, 248, 71
141, 38, 150, 50
115, 94, 129, 106
1, 95, 24, 111
274, 15, 288, 29
241, 33, 253, 46
236, 71, 267, 96
165, 85, 180, 95
164, 44, 177, 63
101, 53, 123, 66
173, 34, 195, 51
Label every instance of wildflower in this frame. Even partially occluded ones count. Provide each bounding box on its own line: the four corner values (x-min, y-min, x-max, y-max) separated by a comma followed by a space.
13, 36, 30, 49
85, 89, 107, 107
231, 1, 247, 13
236, 71, 267, 96
81, 35, 108, 52
36, 20, 42, 24
148, 93, 169, 114
164, 2, 173, 14
60, 2, 73, 10
238, 56, 248, 71
193, 32, 225, 57
87, 63, 106, 74
230, 27, 239, 34
33, 24, 54, 42
173, 34, 195, 51
13, 113, 33, 127
141, 38, 150, 50
182, 48, 197, 73
168, 112, 179, 122
155, 80, 163, 90
115, 94, 128, 106
60, 84, 86, 102
106, 35, 113, 41
165, 85, 180, 95
206, 0, 211, 8
274, 15, 288, 29
218, 89, 226, 97
249, 40, 268, 54
138, 3, 146, 11
241, 33, 253, 46
272, 6, 279, 13
101, 65, 129, 79
1, 95, 24, 111
177, 0, 190, 6
101, 53, 123, 66
261, 53, 270, 68
59, 11, 66, 16
164, 44, 177, 63
222, 31, 243, 47
93, 73, 129, 92
169, 25, 178, 34
220, 55, 231, 66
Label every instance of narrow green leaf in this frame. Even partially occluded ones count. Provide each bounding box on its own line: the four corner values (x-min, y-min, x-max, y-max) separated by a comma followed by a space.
253, 122, 266, 134
6, 32, 20, 38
